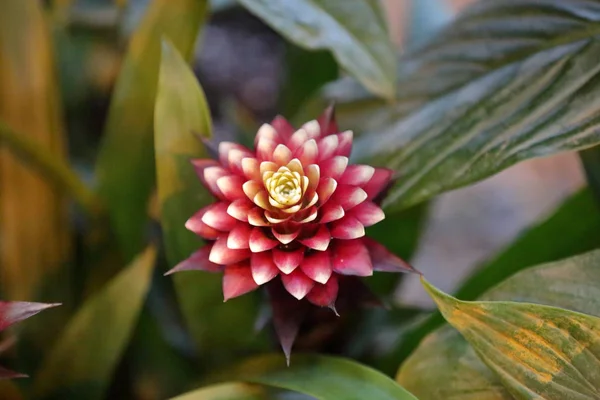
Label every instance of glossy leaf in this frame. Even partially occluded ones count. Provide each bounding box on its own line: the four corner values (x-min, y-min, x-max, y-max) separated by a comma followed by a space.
219, 354, 418, 400
155, 42, 265, 359
237, 0, 396, 100
33, 246, 156, 400
398, 251, 600, 399
171, 382, 265, 400
322, 0, 600, 211
387, 187, 600, 371
95, 0, 206, 260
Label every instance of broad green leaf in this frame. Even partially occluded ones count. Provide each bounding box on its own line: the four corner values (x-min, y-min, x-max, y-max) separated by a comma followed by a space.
322, 0, 600, 211
237, 0, 396, 100
95, 0, 206, 260
33, 246, 156, 400
155, 42, 266, 361
423, 278, 600, 399
398, 252, 600, 400
219, 354, 418, 400
385, 187, 600, 373
171, 382, 265, 400
580, 146, 600, 202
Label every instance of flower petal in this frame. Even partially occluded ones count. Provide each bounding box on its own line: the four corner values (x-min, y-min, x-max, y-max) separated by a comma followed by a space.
363, 168, 394, 200
219, 142, 251, 171
185, 208, 221, 239
330, 215, 365, 240
332, 239, 372, 276
242, 180, 263, 201
165, 245, 221, 275
334, 130, 353, 157
295, 138, 318, 166
363, 237, 419, 274
300, 250, 331, 284
268, 281, 310, 365
241, 157, 261, 181
197, 164, 228, 199
307, 275, 339, 308
249, 227, 279, 252
272, 226, 300, 244
287, 128, 309, 152
273, 247, 304, 274
273, 144, 293, 165
201, 202, 238, 231
216, 175, 245, 201
270, 116, 295, 143
299, 224, 331, 251
227, 199, 254, 222
319, 202, 345, 224
223, 262, 258, 301
305, 164, 321, 194
227, 223, 253, 249
0, 301, 60, 332
320, 156, 348, 180
248, 208, 270, 226
0, 365, 27, 379
331, 185, 367, 210
251, 251, 279, 285
340, 165, 375, 186
281, 269, 314, 300
302, 119, 321, 138
350, 202, 385, 226
317, 104, 338, 136
254, 123, 280, 148
317, 134, 338, 161
209, 235, 251, 264
316, 177, 337, 205
257, 138, 278, 161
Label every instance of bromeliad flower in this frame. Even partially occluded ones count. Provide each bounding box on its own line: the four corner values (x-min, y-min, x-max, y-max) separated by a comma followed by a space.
167, 106, 417, 359
0, 301, 59, 378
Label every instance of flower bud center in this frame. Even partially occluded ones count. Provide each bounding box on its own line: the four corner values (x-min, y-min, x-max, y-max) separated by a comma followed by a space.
264, 166, 303, 206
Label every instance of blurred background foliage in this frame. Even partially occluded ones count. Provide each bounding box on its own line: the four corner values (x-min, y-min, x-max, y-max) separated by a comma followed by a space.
2, 0, 600, 399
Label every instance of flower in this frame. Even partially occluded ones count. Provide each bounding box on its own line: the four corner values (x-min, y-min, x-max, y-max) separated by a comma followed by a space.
0, 301, 59, 378
167, 106, 417, 359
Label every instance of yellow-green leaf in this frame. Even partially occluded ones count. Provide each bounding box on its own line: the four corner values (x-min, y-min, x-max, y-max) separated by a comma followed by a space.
170, 382, 265, 400
33, 246, 157, 400
420, 276, 600, 399
154, 41, 266, 361
0, 0, 70, 302
95, 0, 207, 260
398, 249, 600, 399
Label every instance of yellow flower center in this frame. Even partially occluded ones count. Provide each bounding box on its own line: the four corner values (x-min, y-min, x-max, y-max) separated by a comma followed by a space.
264, 166, 303, 207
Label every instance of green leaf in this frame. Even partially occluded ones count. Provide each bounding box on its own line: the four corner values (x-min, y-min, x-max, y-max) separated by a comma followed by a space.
95, 0, 207, 260
237, 0, 396, 100
154, 41, 266, 361
398, 251, 600, 399
325, 0, 600, 210
33, 246, 157, 400
384, 187, 600, 373
218, 354, 418, 400
170, 382, 265, 400
155, 40, 212, 266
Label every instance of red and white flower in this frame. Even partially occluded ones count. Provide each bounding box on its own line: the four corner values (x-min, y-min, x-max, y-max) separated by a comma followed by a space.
167, 106, 416, 358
